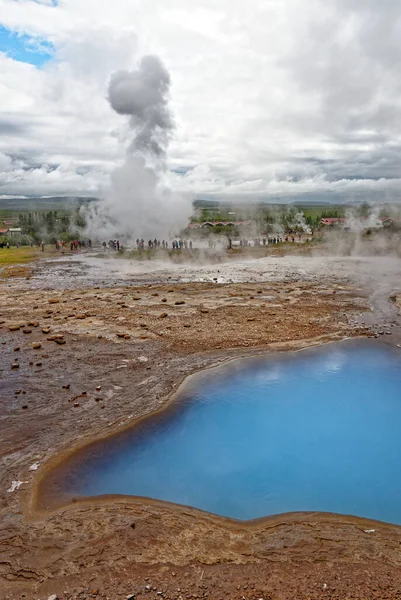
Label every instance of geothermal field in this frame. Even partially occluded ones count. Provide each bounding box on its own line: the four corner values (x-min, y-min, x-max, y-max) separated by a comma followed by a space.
1, 243, 401, 599
2, 4, 401, 598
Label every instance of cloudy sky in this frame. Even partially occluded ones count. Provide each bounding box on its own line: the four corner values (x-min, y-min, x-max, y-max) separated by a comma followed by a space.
1, 0, 401, 202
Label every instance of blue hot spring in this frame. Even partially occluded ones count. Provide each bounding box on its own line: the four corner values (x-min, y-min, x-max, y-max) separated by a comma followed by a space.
57, 342, 401, 523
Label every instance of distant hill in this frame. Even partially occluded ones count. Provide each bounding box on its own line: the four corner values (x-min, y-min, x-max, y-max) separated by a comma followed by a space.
0, 197, 97, 211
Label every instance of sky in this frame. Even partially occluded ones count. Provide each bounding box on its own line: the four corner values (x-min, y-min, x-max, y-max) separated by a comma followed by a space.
0, 0, 401, 202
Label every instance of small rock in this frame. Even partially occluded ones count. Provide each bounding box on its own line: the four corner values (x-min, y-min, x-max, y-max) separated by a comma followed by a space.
96, 385, 101, 391
13, 347, 20, 352
47, 595, 58, 600
42, 327, 51, 334
32, 342, 42, 349
36, 362, 42, 367
55, 339, 66, 345
22, 405, 28, 409
11, 363, 20, 369
48, 299, 60, 304
175, 300, 185, 305
161, 298, 167, 302
27, 321, 39, 327
183, 324, 191, 328
200, 309, 209, 314
73, 403, 80, 407
124, 334, 130, 339
159, 312, 168, 319
15, 390, 22, 395
8, 325, 20, 331
23, 329, 32, 334
116, 332, 128, 338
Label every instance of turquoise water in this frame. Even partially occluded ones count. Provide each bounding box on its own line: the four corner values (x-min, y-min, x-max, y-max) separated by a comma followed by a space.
61, 343, 401, 523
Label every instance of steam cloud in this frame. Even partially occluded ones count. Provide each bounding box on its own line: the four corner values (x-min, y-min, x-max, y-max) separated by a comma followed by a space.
84, 54, 190, 242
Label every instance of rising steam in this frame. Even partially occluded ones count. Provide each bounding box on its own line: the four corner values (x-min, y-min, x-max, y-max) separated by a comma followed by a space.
84, 54, 190, 242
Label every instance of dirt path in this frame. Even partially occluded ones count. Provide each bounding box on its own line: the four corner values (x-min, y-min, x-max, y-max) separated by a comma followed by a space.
1, 253, 401, 599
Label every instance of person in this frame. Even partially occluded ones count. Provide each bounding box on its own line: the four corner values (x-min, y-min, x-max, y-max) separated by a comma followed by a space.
102, 241, 107, 251
41, 240, 45, 252
189, 240, 193, 250
117, 240, 120, 251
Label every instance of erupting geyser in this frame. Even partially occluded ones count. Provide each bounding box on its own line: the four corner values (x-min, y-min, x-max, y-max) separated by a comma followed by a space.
84, 54, 190, 242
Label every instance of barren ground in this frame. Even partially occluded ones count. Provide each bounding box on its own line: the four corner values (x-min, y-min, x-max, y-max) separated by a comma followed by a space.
1, 250, 401, 600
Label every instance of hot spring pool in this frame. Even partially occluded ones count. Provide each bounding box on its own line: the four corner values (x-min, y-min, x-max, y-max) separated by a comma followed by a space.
53, 342, 401, 523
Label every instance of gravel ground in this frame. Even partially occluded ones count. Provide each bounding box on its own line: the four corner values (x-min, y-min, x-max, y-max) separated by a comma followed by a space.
1, 251, 401, 599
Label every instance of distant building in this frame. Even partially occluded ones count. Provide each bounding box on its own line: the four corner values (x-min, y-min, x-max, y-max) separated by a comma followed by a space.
7, 228, 22, 236
320, 216, 393, 230
188, 220, 252, 229
0, 228, 8, 236
320, 218, 347, 226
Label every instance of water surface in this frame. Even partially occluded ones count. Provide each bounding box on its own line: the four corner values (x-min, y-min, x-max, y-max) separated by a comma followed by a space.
58, 342, 401, 523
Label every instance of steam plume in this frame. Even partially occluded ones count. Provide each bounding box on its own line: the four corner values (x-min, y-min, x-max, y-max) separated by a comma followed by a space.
108, 55, 173, 156
84, 55, 190, 242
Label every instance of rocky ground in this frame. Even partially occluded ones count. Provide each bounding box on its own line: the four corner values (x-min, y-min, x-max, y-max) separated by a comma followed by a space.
1, 251, 401, 600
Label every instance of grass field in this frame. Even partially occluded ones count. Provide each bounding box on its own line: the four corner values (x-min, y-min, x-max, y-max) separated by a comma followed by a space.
0, 246, 61, 278
301, 205, 348, 218
0, 247, 40, 266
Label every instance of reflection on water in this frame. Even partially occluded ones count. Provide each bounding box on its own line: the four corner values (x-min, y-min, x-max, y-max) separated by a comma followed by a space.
59, 342, 401, 523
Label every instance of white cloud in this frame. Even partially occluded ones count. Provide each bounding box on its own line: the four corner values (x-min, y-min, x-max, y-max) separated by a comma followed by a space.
0, 0, 401, 200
